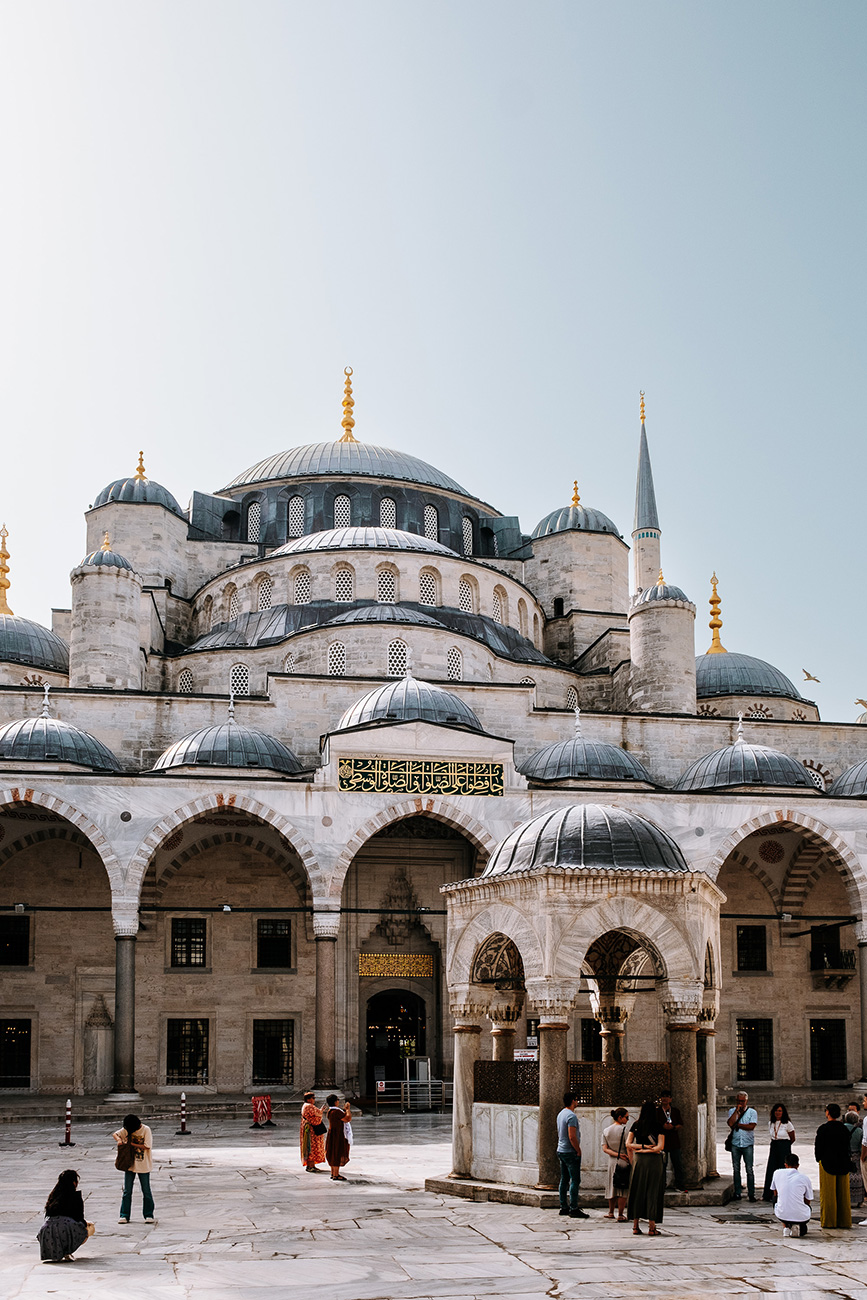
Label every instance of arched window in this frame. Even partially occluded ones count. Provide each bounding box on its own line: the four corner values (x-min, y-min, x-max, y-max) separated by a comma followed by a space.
293, 569, 311, 605
328, 642, 346, 676
419, 571, 438, 606
553, 597, 564, 618
247, 502, 262, 542
380, 497, 396, 528
230, 663, 250, 695
334, 494, 351, 528
519, 677, 535, 687
804, 766, 826, 791
462, 516, 473, 557
377, 568, 397, 603
745, 704, 772, 719
459, 578, 474, 614
566, 686, 578, 710
447, 647, 462, 681
334, 567, 354, 602
423, 504, 439, 541
492, 587, 506, 624
387, 638, 408, 677
533, 613, 540, 645
288, 496, 305, 538
200, 596, 213, 633
258, 576, 273, 611
518, 599, 528, 638
178, 669, 194, 694
283, 652, 296, 673
227, 586, 240, 620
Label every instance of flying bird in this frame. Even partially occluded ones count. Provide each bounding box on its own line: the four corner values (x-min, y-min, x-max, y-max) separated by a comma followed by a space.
802, 669, 820, 683
856, 699, 867, 710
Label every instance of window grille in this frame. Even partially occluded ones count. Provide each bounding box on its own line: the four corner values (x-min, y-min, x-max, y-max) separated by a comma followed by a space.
810, 1019, 847, 1080
166, 1018, 209, 1085
171, 918, 206, 968
424, 504, 439, 541
252, 1019, 294, 1086
459, 579, 474, 613
804, 766, 826, 791
228, 588, 240, 620
745, 704, 772, 719
334, 568, 354, 602
257, 919, 291, 968
566, 686, 579, 710
377, 569, 396, 603
736, 925, 767, 972
294, 569, 311, 605
419, 572, 438, 606
283, 653, 295, 673
288, 496, 304, 537
258, 576, 272, 611
492, 590, 503, 623
177, 669, 194, 694
230, 663, 250, 695
247, 502, 261, 542
328, 642, 346, 676
447, 647, 462, 681
387, 639, 408, 677
380, 497, 396, 528
0, 916, 29, 966
736, 1018, 773, 1080
519, 677, 535, 686
462, 516, 473, 556
0, 1019, 30, 1087
334, 494, 351, 528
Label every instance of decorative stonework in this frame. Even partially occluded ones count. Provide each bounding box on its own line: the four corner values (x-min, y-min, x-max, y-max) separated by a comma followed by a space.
359, 953, 434, 977
338, 757, 504, 798
312, 911, 340, 939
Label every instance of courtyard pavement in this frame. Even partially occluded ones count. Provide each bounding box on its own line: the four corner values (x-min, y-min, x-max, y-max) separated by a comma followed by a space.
2, 1108, 867, 1299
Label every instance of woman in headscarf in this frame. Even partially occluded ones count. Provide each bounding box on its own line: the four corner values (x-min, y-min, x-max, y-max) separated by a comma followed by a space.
325, 1093, 350, 1180
300, 1091, 326, 1172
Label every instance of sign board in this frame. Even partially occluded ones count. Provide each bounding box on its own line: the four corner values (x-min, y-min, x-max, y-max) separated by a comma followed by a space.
376, 1080, 386, 1092
514, 1049, 538, 1062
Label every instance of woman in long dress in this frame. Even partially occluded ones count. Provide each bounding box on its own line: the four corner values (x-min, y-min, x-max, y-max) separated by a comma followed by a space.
626, 1101, 665, 1235
37, 1170, 89, 1263
762, 1102, 796, 1201
325, 1092, 350, 1181
300, 1091, 326, 1172
602, 1107, 631, 1220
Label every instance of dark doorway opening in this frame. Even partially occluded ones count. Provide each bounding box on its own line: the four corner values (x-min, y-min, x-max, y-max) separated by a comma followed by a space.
810, 1019, 847, 1080
0, 1019, 31, 1088
253, 1019, 295, 1086
366, 990, 426, 1093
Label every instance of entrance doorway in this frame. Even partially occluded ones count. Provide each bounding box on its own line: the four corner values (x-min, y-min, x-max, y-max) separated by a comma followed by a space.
365, 990, 426, 1093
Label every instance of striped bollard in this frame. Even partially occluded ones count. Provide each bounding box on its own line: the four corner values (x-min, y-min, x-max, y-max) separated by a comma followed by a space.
59, 1097, 75, 1147
176, 1091, 189, 1135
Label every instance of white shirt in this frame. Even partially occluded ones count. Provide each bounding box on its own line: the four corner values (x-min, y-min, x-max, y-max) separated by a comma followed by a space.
768, 1119, 795, 1141
771, 1168, 813, 1223
862, 1114, 867, 1151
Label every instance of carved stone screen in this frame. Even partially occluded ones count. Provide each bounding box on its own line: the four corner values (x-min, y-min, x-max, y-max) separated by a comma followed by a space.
474, 1060, 540, 1106
568, 1061, 671, 1106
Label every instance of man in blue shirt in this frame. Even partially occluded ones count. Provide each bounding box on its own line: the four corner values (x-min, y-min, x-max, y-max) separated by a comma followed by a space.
727, 1090, 758, 1201
556, 1092, 588, 1218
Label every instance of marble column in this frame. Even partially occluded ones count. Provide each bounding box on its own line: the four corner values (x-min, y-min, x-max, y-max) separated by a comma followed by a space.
698, 1021, 718, 1176
491, 1024, 516, 1061
489, 994, 524, 1063
313, 912, 340, 1088
450, 1014, 484, 1177
859, 940, 867, 1081
108, 933, 139, 1099
536, 1023, 569, 1188
666, 1013, 701, 1188
596, 1006, 628, 1063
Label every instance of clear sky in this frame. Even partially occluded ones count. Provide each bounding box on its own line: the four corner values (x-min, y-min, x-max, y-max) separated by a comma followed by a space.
0, 1, 864, 722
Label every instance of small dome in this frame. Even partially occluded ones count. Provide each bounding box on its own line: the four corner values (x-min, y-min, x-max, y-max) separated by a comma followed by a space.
271, 527, 458, 559
857, 713, 867, 726
484, 803, 687, 877
222, 441, 468, 495
695, 652, 803, 701
634, 581, 690, 605
519, 737, 652, 784
675, 740, 814, 792
79, 545, 133, 571
0, 615, 69, 673
153, 723, 303, 775
0, 716, 120, 771
829, 760, 867, 797
93, 474, 185, 518
531, 504, 621, 540
337, 675, 483, 732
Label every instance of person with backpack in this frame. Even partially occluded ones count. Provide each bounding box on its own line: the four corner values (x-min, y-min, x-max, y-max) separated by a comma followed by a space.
112, 1112, 155, 1224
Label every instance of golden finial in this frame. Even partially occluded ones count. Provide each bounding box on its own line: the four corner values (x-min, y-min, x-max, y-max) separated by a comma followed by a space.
707, 572, 727, 654
339, 367, 357, 443
0, 523, 12, 616
571, 480, 581, 507
657, 569, 665, 588
101, 532, 112, 552
640, 391, 646, 424
134, 451, 147, 482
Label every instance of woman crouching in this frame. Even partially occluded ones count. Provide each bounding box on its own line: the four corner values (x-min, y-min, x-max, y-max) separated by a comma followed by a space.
37, 1170, 89, 1263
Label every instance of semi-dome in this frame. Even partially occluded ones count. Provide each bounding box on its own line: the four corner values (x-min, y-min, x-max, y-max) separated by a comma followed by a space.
271, 527, 458, 559
0, 615, 69, 673
222, 441, 468, 496
0, 716, 120, 771
634, 580, 690, 605
675, 739, 813, 792
695, 652, 803, 701
518, 737, 652, 784
93, 469, 185, 518
153, 723, 303, 775
483, 803, 687, 877
829, 760, 867, 798
337, 675, 483, 732
531, 503, 621, 540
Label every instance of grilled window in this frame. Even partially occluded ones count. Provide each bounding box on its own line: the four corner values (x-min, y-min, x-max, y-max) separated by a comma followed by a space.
387, 639, 408, 677
0, 1019, 31, 1087
566, 686, 578, 710
447, 647, 462, 681
328, 642, 346, 676
247, 502, 261, 542
380, 497, 396, 528
423, 504, 439, 541
491, 590, 503, 623
459, 579, 474, 613
736, 1018, 773, 1080
377, 568, 396, 602
228, 588, 240, 620
258, 576, 272, 611
252, 1019, 294, 1086
293, 569, 311, 605
736, 925, 767, 972
0, 916, 29, 966
257, 919, 291, 968
462, 516, 473, 556
419, 572, 438, 606
166, 1018, 209, 1085
334, 567, 354, 602
171, 918, 206, 968
283, 652, 295, 673
288, 496, 305, 537
334, 494, 351, 528
230, 663, 250, 695
177, 669, 194, 694
810, 1019, 846, 1080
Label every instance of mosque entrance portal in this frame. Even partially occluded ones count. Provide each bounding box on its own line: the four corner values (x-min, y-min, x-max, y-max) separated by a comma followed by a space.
365, 990, 426, 1093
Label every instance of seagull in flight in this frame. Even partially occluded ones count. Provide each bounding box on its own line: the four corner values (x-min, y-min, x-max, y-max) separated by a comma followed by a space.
802, 669, 820, 683
856, 699, 867, 710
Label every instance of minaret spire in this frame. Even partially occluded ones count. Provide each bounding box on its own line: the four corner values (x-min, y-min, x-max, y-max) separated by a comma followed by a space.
631, 392, 661, 592
0, 524, 12, 615
706, 572, 727, 654
339, 367, 357, 443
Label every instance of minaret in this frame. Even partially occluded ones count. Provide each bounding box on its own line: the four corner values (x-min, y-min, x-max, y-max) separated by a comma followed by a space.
69, 533, 143, 690
632, 392, 661, 593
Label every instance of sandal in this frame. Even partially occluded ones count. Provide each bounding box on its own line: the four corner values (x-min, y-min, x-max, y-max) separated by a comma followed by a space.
648, 1225, 658, 1236
617, 1214, 628, 1221
604, 1211, 615, 1219
633, 1225, 642, 1234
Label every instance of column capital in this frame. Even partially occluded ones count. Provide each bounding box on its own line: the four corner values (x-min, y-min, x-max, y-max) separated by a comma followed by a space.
487, 989, 525, 1027
661, 978, 703, 1026
855, 920, 867, 945
526, 978, 580, 1021
312, 911, 340, 939
113, 921, 139, 938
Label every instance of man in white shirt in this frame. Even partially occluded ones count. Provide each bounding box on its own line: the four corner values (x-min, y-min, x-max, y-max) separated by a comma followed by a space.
771, 1153, 813, 1237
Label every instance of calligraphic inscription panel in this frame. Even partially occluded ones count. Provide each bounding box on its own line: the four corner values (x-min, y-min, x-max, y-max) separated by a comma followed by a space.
359, 954, 435, 978
339, 757, 503, 797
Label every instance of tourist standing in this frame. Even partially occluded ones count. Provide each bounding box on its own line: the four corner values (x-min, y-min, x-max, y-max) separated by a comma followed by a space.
113, 1113, 155, 1224
602, 1107, 631, 1220
770, 1153, 813, 1238
556, 1092, 588, 1219
655, 1090, 685, 1191
626, 1100, 665, 1235
859, 1094, 867, 1227
300, 1092, 326, 1172
762, 1103, 795, 1201
844, 1107, 863, 1210
814, 1103, 852, 1228
325, 1094, 350, 1181
36, 1170, 90, 1263
726, 1091, 758, 1202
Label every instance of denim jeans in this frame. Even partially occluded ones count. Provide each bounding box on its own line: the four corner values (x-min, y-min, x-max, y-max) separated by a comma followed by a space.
665, 1147, 685, 1189
731, 1144, 754, 1198
558, 1151, 581, 1211
121, 1171, 154, 1220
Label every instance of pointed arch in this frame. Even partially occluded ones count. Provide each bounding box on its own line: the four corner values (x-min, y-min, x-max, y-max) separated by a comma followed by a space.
555, 896, 706, 985
0, 787, 122, 890
449, 902, 546, 984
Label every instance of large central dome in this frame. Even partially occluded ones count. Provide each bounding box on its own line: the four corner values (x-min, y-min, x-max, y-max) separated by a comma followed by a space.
221, 441, 468, 496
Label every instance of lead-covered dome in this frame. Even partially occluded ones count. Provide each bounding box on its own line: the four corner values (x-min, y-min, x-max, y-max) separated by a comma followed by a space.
337, 675, 483, 732
518, 737, 652, 784
79, 544, 133, 571
93, 474, 185, 518
484, 804, 687, 877
531, 503, 621, 540
153, 723, 303, 775
695, 652, 803, 701
0, 615, 69, 673
675, 739, 813, 792
0, 716, 120, 771
222, 442, 468, 496
270, 527, 458, 559
829, 760, 867, 798
634, 580, 690, 605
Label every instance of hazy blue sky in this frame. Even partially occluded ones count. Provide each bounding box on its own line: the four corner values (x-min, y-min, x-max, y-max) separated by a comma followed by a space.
1, 2, 864, 720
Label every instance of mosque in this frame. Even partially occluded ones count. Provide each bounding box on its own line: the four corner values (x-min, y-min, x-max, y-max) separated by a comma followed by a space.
1, 372, 866, 1154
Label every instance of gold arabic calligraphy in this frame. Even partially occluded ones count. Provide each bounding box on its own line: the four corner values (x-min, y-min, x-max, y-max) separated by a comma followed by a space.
338, 757, 503, 797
